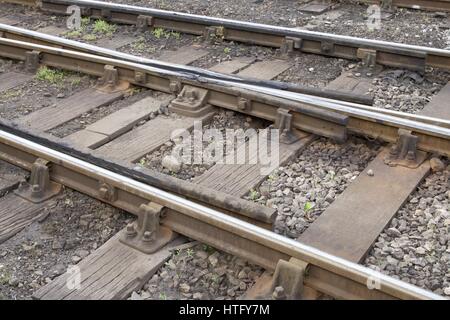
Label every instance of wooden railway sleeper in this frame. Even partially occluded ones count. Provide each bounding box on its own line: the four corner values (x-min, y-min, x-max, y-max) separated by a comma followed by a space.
119, 202, 176, 254
384, 128, 429, 168
14, 158, 62, 203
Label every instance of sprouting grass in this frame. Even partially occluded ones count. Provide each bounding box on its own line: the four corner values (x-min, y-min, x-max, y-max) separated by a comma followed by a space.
249, 189, 260, 201
93, 19, 116, 36
65, 30, 82, 38
304, 201, 314, 213
35, 66, 66, 84
159, 292, 167, 300
223, 47, 231, 54
81, 17, 90, 28
186, 248, 194, 257
82, 34, 97, 41
152, 27, 165, 39
152, 27, 181, 40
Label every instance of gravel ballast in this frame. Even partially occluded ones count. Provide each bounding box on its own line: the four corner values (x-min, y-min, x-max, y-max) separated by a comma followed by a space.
364, 163, 450, 297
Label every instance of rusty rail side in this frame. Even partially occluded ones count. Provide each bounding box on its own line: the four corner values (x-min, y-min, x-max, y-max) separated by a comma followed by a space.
0, 23, 374, 106
0, 123, 444, 300
1, 37, 450, 158
33, 0, 450, 72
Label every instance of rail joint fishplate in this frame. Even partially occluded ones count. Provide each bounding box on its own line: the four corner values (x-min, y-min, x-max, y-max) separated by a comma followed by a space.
120, 202, 175, 254
15, 158, 62, 203
384, 129, 428, 168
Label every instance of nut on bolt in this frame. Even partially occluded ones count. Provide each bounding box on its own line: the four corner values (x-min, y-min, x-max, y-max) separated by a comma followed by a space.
272, 286, 286, 300
142, 231, 153, 242
126, 223, 137, 237
99, 185, 109, 199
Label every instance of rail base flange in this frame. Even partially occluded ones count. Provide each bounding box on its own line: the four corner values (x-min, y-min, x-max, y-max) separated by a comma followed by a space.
14, 158, 62, 203
120, 202, 176, 254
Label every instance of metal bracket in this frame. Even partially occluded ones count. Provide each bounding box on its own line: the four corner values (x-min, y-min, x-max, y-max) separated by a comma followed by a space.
321, 41, 334, 55
98, 182, 117, 202
384, 129, 428, 168
203, 26, 226, 42
25, 50, 41, 73
357, 48, 377, 70
279, 37, 302, 58
120, 202, 175, 254
237, 96, 252, 112
134, 70, 147, 84
271, 258, 309, 300
274, 108, 300, 144
95, 65, 130, 93
381, 0, 394, 11
169, 85, 213, 117
136, 15, 154, 31
169, 78, 182, 94
14, 158, 62, 203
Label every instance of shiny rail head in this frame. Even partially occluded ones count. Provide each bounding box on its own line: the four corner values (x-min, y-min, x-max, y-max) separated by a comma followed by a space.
0, 127, 445, 300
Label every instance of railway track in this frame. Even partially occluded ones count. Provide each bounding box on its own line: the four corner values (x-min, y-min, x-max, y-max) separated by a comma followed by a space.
0, 0, 449, 301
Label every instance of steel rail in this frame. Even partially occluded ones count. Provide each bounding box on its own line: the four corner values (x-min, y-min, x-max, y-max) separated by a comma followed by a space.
3, 23, 450, 131
2, 36, 450, 157
0, 125, 444, 300
0, 23, 373, 105
19, 0, 450, 71
362, 0, 450, 12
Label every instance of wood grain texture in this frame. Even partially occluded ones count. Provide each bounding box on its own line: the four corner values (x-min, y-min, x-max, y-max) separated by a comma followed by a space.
0, 160, 27, 196
195, 133, 315, 197
20, 89, 123, 132
0, 194, 54, 244
298, 149, 430, 262
95, 36, 137, 50
418, 81, 450, 119
66, 96, 172, 149
297, 80, 450, 263
0, 72, 32, 92
158, 45, 208, 65
237, 60, 292, 80
33, 231, 184, 300
97, 112, 213, 163
327, 72, 372, 95
209, 57, 256, 74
